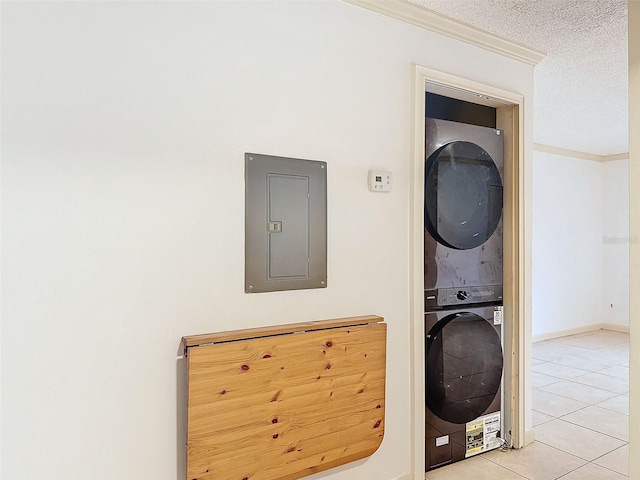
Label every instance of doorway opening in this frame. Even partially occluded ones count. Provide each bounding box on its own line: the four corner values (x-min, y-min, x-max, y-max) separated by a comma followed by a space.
409, 65, 530, 477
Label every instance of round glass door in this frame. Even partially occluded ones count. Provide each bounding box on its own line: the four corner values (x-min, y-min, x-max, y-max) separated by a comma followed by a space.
425, 141, 503, 250
426, 312, 503, 424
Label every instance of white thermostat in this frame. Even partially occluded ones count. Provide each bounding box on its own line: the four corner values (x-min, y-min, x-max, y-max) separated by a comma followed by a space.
368, 170, 393, 192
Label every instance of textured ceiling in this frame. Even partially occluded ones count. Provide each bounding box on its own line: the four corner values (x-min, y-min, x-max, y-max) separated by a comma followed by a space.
409, 0, 628, 156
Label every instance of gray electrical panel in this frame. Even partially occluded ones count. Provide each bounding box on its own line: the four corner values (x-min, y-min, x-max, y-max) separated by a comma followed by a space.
245, 153, 327, 293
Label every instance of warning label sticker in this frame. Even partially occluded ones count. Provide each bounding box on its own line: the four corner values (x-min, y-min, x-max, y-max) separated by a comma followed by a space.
465, 412, 501, 458
465, 421, 484, 457
493, 306, 503, 325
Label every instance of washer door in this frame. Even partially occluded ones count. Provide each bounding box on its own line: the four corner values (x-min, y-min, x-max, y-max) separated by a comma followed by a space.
425, 141, 503, 250
426, 311, 503, 424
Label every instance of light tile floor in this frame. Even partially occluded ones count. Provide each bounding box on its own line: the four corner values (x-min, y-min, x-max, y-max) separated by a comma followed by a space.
426, 329, 629, 479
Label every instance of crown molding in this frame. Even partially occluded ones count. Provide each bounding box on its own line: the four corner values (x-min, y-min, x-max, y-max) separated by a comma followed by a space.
534, 143, 630, 162
343, 0, 546, 66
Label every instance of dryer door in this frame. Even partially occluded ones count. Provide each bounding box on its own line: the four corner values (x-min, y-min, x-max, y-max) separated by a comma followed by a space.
426, 311, 503, 424
425, 141, 503, 250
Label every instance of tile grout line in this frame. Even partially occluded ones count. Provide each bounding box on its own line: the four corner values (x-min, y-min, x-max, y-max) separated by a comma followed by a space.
553, 459, 591, 479
553, 415, 629, 443
536, 381, 625, 400
481, 452, 534, 479
535, 413, 629, 443
532, 431, 626, 463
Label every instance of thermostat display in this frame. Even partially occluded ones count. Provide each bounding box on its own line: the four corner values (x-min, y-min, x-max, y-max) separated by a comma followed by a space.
368, 170, 393, 192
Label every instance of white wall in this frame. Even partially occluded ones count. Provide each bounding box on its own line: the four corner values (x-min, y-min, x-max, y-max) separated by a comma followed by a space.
532, 152, 604, 336
602, 159, 630, 327
532, 153, 630, 338
1, 2, 533, 479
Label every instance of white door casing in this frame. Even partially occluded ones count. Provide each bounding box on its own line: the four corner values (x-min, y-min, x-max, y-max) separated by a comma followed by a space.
410, 65, 532, 477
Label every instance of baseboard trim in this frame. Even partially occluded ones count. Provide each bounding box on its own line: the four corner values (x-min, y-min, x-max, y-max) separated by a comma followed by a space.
524, 429, 535, 445
393, 474, 412, 480
603, 324, 631, 333
532, 323, 630, 343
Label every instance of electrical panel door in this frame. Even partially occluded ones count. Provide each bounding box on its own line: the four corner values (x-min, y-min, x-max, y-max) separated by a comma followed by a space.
245, 153, 327, 293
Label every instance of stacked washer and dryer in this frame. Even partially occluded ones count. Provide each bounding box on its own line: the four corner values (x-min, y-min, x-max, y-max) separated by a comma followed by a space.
424, 117, 505, 471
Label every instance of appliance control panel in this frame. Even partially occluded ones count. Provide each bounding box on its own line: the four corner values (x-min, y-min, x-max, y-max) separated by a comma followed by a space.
425, 285, 503, 309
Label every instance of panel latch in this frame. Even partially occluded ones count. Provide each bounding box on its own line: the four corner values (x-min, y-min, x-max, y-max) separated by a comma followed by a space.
268, 221, 282, 233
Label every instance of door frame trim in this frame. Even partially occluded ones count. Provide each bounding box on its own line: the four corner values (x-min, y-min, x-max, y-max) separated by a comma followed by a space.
410, 64, 529, 477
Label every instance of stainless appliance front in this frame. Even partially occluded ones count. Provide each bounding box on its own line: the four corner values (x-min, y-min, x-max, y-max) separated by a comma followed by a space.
425, 303, 503, 470
424, 118, 504, 291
